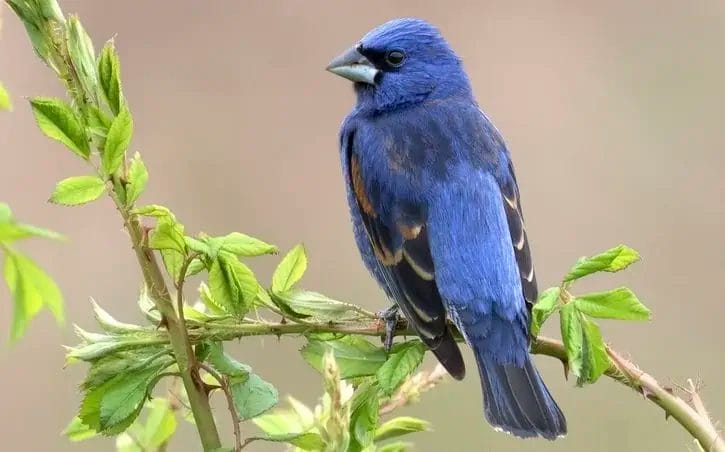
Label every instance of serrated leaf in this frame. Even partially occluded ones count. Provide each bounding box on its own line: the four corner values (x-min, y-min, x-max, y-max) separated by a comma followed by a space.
563, 245, 640, 282
574, 287, 651, 321
102, 107, 133, 175
301, 336, 387, 379
160, 249, 184, 280
273, 289, 367, 321
202, 342, 251, 379
578, 315, 610, 385
30, 97, 89, 158
251, 432, 325, 450
133, 204, 174, 219
86, 106, 112, 135
49, 175, 105, 206
90, 298, 144, 333
208, 253, 258, 316
559, 303, 582, 378
0, 81, 12, 111
4, 250, 64, 341
271, 244, 307, 293
62, 416, 98, 442
98, 40, 123, 115
217, 232, 277, 257
376, 341, 426, 395
125, 152, 148, 206
560, 303, 610, 385
98, 363, 165, 431
375, 416, 430, 442
350, 380, 380, 448
6, 1, 54, 63
231, 373, 279, 421
66, 16, 97, 101
530, 287, 561, 337
199, 282, 225, 315
149, 221, 185, 253
253, 410, 309, 437
185, 236, 211, 255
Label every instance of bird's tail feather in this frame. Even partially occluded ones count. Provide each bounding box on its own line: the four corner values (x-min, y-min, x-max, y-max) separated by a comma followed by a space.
476, 351, 566, 439
429, 328, 465, 380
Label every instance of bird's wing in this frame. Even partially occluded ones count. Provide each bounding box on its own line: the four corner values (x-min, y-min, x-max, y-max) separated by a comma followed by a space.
343, 129, 465, 379
427, 166, 532, 357
499, 159, 538, 314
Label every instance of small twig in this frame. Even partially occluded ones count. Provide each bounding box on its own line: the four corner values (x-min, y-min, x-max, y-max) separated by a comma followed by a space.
198, 362, 243, 452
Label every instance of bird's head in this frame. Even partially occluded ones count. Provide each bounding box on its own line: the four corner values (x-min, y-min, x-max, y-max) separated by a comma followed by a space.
327, 18, 471, 112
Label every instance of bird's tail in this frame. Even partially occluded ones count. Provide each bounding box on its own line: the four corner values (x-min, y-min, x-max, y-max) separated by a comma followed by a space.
475, 349, 567, 440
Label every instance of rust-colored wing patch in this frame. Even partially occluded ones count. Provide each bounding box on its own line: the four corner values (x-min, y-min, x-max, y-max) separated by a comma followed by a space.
350, 154, 377, 218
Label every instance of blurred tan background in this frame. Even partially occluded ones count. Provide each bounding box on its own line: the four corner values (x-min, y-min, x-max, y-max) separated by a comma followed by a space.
1, 1, 724, 451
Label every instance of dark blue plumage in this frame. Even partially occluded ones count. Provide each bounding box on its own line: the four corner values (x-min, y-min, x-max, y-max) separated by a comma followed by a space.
328, 18, 566, 439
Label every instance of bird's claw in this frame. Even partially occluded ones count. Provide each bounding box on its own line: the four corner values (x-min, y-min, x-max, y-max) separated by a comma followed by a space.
378, 306, 400, 353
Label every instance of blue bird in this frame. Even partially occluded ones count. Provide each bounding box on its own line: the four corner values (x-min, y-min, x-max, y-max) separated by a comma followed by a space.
327, 18, 566, 439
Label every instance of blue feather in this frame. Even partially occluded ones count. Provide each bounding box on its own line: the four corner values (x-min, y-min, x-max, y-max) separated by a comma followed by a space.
333, 17, 566, 439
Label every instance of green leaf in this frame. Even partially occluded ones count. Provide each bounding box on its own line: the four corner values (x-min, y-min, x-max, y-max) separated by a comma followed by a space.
86, 106, 112, 135
0, 203, 12, 223
0, 81, 12, 111
98, 40, 123, 115
62, 416, 98, 442
253, 410, 309, 437
375, 416, 430, 442
250, 432, 324, 450
578, 315, 610, 385
0, 220, 64, 243
273, 289, 368, 321
98, 363, 165, 431
133, 204, 174, 219
350, 380, 380, 448
378, 442, 412, 452
231, 373, 279, 421
202, 342, 251, 379
143, 399, 177, 448
208, 253, 258, 316
160, 249, 184, 280
102, 107, 133, 175
49, 175, 105, 206
66, 16, 98, 100
6, 1, 54, 63
560, 303, 610, 385
530, 287, 561, 337
574, 287, 651, 321
199, 282, 225, 315
559, 303, 581, 379
376, 341, 426, 395
30, 97, 89, 158
4, 250, 64, 341
301, 336, 387, 379
149, 221, 185, 253
271, 244, 307, 293
217, 232, 277, 257
125, 152, 148, 206
563, 245, 641, 282
185, 236, 211, 255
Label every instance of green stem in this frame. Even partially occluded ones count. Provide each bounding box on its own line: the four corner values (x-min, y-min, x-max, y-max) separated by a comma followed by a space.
180, 318, 721, 451
120, 210, 221, 450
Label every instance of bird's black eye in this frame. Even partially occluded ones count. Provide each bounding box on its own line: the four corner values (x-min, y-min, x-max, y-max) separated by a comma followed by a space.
385, 50, 406, 67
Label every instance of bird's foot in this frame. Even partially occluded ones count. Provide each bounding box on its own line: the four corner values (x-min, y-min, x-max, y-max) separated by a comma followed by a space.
377, 305, 400, 353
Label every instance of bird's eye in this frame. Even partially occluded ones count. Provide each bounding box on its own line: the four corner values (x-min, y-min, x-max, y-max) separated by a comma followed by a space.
385, 50, 406, 67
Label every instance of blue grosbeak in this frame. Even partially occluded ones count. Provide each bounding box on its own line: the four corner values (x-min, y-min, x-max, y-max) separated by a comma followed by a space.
327, 18, 566, 439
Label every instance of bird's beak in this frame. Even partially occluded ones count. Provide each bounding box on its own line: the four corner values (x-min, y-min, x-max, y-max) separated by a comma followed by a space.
326, 45, 378, 85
